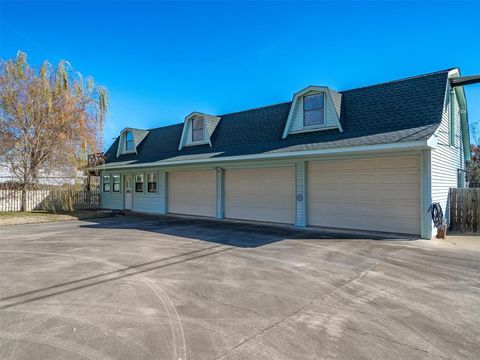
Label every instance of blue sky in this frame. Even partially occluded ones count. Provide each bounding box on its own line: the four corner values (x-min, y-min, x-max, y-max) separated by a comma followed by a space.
1, 1, 479, 149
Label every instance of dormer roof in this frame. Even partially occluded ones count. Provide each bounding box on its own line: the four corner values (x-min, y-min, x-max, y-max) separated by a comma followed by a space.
178, 112, 221, 150
282, 86, 343, 138
116, 127, 149, 158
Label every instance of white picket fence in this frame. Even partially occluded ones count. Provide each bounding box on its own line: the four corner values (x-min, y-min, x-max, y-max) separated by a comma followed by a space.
0, 189, 100, 212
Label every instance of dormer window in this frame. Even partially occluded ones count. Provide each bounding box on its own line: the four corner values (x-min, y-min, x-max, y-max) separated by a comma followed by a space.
303, 93, 325, 127
178, 112, 220, 150
192, 118, 204, 142
125, 131, 134, 151
282, 86, 342, 138
116, 128, 149, 158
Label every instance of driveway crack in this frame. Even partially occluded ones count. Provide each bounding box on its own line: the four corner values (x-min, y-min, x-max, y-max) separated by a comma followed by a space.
339, 324, 454, 360
170, 283, 264, 317
213, 266, 378, 360
213, 249, 404, 360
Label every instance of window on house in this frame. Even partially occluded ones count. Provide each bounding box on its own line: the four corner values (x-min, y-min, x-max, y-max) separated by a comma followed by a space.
103, 175, 111, 192
112, 175, 120, 192
303, 93, 325, 127
192, 118, 204, 142
147, 173, 157, 193
125, 131, 134, 151
135, 174, 144, 192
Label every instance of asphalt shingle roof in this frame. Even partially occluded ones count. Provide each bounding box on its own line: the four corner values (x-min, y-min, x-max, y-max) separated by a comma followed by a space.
104, 69, 451, 166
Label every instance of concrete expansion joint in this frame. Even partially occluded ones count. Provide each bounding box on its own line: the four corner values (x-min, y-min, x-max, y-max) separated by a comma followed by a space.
170, 282, 264, 317
214, 248, 409, 360
339, 324, 454, 360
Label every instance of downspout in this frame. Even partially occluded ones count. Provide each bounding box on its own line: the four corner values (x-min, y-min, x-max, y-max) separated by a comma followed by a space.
454, 87, 471, 164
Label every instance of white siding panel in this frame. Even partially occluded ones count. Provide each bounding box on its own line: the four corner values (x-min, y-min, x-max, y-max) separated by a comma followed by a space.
308, 156, 421, 234
431, 89, 463, 230
225, 167, 295, 224
168, 170, 216, 217
295, 161, 307, 226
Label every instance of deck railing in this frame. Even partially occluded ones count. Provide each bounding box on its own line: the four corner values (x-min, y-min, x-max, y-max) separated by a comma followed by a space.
87, 153, 105, 176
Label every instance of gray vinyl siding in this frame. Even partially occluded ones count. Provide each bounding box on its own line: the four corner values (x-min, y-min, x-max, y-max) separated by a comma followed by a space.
101, 171, 123, 210
430, 88, 464, 229
100, 169, 167, 212
290, 90, 339, 132
132, 170, 166, 214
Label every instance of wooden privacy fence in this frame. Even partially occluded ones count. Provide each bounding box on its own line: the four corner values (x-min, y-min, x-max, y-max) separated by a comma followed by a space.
0, 189, 100, 212
449, 188, 480, 233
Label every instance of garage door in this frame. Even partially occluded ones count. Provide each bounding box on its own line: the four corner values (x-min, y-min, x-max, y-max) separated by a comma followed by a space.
308, 156, 421, 234
168, 170, 216, 217
225, 167, 294, 224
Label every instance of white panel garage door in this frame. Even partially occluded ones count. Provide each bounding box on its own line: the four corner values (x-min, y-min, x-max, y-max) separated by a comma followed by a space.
225, 167, 294, 224
168, 171, 216, 217
308, 156, 421, 234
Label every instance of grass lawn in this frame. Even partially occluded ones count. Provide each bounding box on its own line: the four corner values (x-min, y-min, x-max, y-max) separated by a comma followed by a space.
0, 210, 109, 226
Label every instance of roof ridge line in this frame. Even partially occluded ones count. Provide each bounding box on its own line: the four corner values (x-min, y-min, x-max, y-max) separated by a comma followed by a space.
217, 101, 292, 117
339, 68, 456, 93
140, 69, 454, 132
145, 102, 292, 132
146, 122, 183, 132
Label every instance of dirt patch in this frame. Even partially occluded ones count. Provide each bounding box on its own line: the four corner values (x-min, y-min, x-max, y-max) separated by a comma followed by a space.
0, 210, 112, 226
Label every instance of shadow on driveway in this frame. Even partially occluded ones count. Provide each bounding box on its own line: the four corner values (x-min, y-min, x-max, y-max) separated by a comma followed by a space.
0, 214, 416, 310
79, 213, 418, 248
0, 243, 232, 310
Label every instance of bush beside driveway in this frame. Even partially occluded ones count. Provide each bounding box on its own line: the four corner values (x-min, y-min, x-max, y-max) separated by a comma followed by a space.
0, 215, 479, 360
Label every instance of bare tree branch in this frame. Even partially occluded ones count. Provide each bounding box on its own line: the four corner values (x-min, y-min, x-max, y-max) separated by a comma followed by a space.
0, 51, 108, 210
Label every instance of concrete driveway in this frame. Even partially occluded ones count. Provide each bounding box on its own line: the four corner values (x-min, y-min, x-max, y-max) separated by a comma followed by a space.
0, 215, 479, 360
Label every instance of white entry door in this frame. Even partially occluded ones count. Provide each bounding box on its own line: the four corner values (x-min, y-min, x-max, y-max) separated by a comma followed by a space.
124, 175, 133, 210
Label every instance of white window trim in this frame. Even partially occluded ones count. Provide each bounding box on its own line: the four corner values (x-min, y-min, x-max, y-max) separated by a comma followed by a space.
102, 174, 111, 192
146, 172, 158, 194
178, 112, 220, 150
187, 117, 209, 146
185, 140, 210, 147
303, 93, 326, 128
112, 174, 121, 192
125, 131, 135, 152
289, 124, 339, 135
135, 173, 145, 193
282, 86, 343, 139
191, 117, 205, 143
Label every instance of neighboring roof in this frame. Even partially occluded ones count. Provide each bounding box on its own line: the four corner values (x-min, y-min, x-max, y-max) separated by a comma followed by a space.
104, 69, 452, 166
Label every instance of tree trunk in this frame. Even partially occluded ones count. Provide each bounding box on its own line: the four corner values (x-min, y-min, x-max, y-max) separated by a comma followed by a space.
20, 185, 27, 212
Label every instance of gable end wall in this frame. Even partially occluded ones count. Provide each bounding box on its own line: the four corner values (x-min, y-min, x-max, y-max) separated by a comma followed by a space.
430, 87, 464, 232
